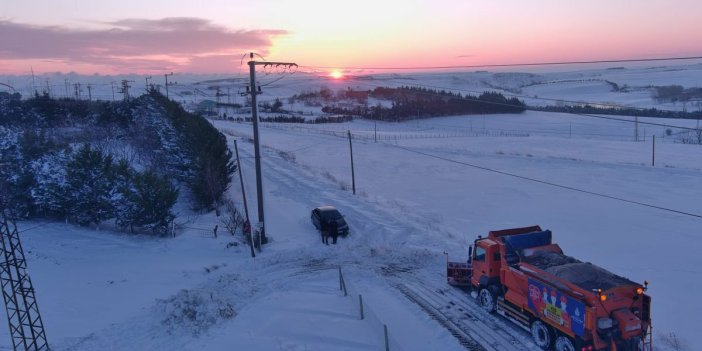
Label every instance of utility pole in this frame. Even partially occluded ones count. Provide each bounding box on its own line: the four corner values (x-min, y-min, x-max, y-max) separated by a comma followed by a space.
145, 75, 152, 92
64, 79, 70, 98
30, 67, 37, 96
164, 72, 173, 98
73, 83, 81, 99
44, 78, 51, 97
635, 115, 639, 142
233, 140, 254, 258
652, 135, 656, 166
243, 52, 297, 245
110, 81, 116, 101
348, 130, 356, 195
86, 84, 92, 101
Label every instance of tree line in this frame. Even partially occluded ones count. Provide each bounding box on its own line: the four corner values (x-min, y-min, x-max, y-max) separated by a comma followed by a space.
536, 104, 702, 119
317, 86, 527, 121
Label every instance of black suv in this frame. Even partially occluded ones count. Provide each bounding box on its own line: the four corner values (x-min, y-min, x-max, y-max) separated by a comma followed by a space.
311, 206, 349, 236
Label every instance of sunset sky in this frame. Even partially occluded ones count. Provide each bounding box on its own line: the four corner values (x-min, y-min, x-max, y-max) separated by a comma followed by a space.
2, 0, 701, 74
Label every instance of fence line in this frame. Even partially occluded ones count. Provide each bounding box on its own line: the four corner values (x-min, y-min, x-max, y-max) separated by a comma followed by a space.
267, 122, 676, 141
227, 117, 701, 144
263, 123, 529, 140
339, 266, 404, 351
251, 120, 702, 144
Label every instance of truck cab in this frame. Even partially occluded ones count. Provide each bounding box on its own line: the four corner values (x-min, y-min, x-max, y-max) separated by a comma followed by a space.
470, 237, 501, 287
448, 226, 652, 351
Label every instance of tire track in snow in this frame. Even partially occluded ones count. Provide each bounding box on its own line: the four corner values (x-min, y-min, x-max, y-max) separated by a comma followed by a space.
224, 128, 540, 351
398, 281, 540, 351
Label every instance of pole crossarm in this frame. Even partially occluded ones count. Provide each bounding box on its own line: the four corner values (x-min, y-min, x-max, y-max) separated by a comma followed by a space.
249, 61, 298, 67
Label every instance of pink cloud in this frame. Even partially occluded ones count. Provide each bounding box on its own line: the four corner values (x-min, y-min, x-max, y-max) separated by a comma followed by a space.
0, 18, 287, 74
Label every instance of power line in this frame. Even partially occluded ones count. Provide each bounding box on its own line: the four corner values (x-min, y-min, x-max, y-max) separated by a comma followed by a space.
248, 118, 702, 219
336, 76, 702, 132
301, 55, 702, 71
298, 65, 702, 129
227, 118, 701, 219
388, 144, 702, 219
17, 222, 51, 234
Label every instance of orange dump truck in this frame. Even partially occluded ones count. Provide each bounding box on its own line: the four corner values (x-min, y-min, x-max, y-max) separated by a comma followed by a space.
447, 226, 651, 351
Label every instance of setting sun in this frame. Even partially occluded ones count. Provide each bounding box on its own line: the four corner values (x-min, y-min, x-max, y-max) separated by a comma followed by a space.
329, 70, 344, 79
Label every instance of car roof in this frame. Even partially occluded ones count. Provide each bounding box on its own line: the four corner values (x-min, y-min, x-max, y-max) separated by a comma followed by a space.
316, 205, 339, 212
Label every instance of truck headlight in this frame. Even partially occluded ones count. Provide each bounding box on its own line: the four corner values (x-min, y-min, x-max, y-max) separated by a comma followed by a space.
597, 317, 613, 330
625, 323, 641, 332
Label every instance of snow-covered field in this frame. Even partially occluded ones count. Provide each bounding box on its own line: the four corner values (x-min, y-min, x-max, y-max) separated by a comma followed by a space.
3, 64, 702, 350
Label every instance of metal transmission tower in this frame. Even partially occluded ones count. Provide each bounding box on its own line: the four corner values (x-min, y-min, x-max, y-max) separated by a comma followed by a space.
119, 80, 134, 101
164, 72, 174, 98
0, 212, 49, 351
243, 52, 297, 245
215, 86, 223, 105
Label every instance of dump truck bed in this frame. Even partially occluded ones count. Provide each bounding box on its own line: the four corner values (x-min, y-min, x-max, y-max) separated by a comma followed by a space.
521, 250, 636, 291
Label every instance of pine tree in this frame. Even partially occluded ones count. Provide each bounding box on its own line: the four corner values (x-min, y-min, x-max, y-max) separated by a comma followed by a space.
113, 159, 137, 231
115, 168, 178, 234
66, 145, 116, 227
31, 149, 73, 220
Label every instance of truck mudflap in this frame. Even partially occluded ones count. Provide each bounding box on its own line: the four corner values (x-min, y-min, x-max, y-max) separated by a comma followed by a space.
447, 261, 472, 286
616, 336, 644, 351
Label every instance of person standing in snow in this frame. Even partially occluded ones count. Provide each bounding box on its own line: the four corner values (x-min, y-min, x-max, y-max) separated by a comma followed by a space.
329, 220, 339, 245
322, 229, 330, 245
243, 221, 252, 238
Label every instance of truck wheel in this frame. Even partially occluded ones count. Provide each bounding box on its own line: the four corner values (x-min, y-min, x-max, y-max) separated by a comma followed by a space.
554, 335, 575, 351
478, 287, 496, 313
530, 320, 552, 349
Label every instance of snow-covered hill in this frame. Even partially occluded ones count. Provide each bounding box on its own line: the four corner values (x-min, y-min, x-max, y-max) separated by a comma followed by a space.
3, 63, 702, 350
3, 108, 699, 350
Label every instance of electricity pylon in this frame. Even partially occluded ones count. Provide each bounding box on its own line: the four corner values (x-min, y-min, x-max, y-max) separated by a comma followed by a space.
0, 211, 49, 351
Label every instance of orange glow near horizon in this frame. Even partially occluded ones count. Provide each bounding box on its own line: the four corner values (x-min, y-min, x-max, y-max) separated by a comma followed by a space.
329, 70, 344, 79
2, 1, 702, 74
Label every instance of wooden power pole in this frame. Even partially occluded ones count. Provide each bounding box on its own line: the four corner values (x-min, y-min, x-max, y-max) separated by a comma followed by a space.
233, 140, 255, 258
348, 130, 356, 195
244, 53, 297, 245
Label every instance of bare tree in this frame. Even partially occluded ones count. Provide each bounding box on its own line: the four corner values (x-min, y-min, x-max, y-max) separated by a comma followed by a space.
220, 198, 243, 236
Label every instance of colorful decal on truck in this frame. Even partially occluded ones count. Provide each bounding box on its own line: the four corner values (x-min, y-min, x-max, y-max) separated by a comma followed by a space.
527, 278, 585, 337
